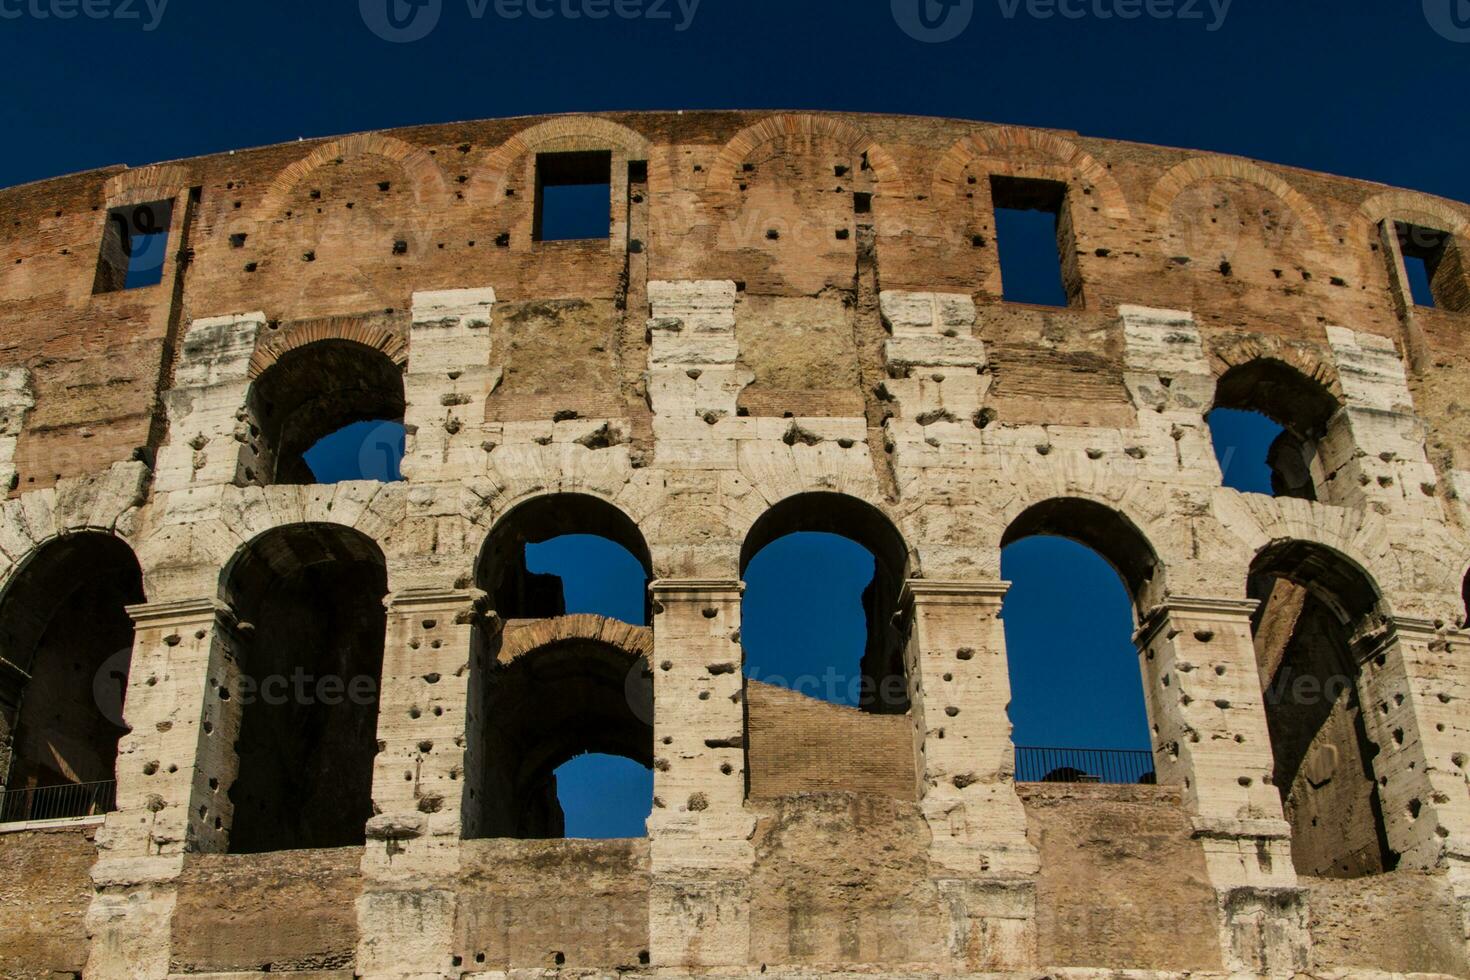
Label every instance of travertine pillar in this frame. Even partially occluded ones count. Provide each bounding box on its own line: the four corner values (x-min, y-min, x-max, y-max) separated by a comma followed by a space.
646, 578, 753, 969
107, 596, 235, 857
85, 595, 230, 980
355, 586, 483, 980
402, 287, 497, 483
904, 580, 1037, 972
1136, 595, 1307, 974
1356, 618, 1470, 871
153, 312, 263, 492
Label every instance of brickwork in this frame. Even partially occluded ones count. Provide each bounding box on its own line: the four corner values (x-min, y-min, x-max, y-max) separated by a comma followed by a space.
0, 110, 1466, 977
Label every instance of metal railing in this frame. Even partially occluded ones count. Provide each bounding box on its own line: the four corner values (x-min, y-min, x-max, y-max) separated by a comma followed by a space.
1015, 747, 1156, 785
0, 780, 117, 824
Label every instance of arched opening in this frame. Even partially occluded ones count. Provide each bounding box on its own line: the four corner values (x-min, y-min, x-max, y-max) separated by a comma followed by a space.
462, 633, 654, 840
478, 494, 652, 624
217, 524, 387, 853
1002, 499, 1158, 784
1250, 539, 1395, 878
466, 495, 654, 839
0, 533, 142, 821
740, 493, 910, 713
1208, 360, 1339, 499
243, 340, 406, 485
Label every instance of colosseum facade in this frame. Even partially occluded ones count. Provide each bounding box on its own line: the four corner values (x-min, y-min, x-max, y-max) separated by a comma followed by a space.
0, 110, 1468, 978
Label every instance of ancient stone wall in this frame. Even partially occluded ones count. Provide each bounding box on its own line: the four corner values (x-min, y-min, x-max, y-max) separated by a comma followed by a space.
0, 110, 1467, 978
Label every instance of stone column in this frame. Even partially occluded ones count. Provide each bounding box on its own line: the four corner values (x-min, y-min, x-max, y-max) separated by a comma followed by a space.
355, 586, 484, 980
1135, 595, 1307, 974
402, 287, 497, 484
903, 579, 1037, 972
1355, 617, 1470, 871
85, 595, 231, 980
646, 578, 754, 969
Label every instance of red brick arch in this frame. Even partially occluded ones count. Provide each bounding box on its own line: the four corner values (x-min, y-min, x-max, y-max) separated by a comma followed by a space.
1358, 189, 1470, 239
704, 114, 908, 203
466, 115, 661, 205
255, 133, 451, 220
931, 127, 1131, 219
496, 614, 653, 666
1148, 155, 1333, 252
248, 317, 407, 381
103, 163, 193, 209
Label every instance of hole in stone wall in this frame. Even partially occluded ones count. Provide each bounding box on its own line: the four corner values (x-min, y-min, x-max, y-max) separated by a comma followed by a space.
1001, 501, 1155, 784
1206, 408, 1288, 496
219, 524, 388, 854
1249, 539, 1397, 879
478, 495, 652, 624
740, 493, 910, 714
1209, 359, 1340, 501
244, 340, 407, 486
552, 753, 653, 839
991, 175, 1073, 307
534, 150, 613, 242
1395, 221, 1467, 312
303, 420, 407, 483
0, 534, 143, 820
463, 494, 655, 840
93, 199, 174, 293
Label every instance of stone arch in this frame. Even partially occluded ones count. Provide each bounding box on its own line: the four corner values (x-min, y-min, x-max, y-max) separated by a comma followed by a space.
0, 473, 145, 596
1359, 190, 1470, 240
463, 614, 654, 839
255, 133, 451, 220
475, 491, 653, 623
214, 521, 389, 853
931, 126, 1130, 218
1209, 334, 1343, 403
1000, 496, 1162, 612
467, 115, 659, 205
704, 113, 907, 203
1248, 536, 1397, 878
133, 483, 405, 604
729, 445, 902, 550
242, 337, 407, 485
465, 452, 657, 544
0, 531, 144, 813
1148, 155, 1334, 253
103, 163, 192, 209
1208, 352, 1344, 500
739, 491, 913, 714
976, 466, 1178, 605
1214, 494, 1400, 602
248, 317, 408, 380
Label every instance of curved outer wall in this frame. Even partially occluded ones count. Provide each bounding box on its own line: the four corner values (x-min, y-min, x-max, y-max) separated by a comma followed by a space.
0, 110, 1468, 978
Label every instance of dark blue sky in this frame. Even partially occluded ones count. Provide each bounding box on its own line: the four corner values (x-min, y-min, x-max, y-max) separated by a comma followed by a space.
1, 3, 1467, 200
6, 0, 1461, 836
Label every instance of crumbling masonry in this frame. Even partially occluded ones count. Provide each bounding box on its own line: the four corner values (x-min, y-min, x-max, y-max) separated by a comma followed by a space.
0, 111, 1469, 978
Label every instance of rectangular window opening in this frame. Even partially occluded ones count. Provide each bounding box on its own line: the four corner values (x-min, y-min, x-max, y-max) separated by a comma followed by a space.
1396, 221, 1450, 309
94, 199, 174, 293
534, 151, 612, 243
991, 176, 1073, 308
